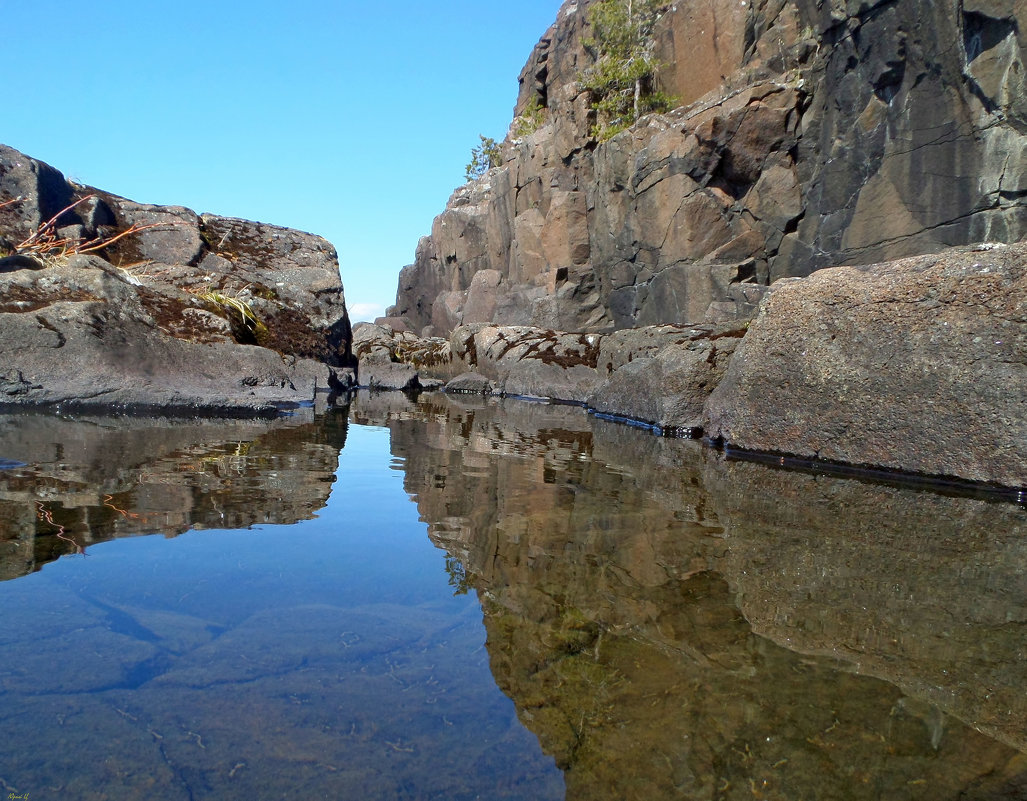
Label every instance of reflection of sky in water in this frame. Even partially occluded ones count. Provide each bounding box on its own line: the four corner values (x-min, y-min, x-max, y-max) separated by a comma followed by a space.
0, 424, 564, 800
2, 398, 1026, 800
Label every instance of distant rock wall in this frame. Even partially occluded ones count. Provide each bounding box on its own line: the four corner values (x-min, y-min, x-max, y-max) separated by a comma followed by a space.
390, 0, 1027, 336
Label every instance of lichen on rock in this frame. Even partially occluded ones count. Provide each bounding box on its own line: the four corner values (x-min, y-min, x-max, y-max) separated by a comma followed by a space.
0, 145, 354, 414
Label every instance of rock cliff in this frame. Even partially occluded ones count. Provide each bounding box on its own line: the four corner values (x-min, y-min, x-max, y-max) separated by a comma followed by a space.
358, 235, 1027, 488
389, 0, 1027, 336
373, 0, 1027, 490
0, 145, 354, 414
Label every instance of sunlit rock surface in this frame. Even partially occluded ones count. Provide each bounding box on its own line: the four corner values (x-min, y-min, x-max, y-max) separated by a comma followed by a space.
704, 243, 1027, 487
390, 0, 1027, 336
0, 144, 353, 413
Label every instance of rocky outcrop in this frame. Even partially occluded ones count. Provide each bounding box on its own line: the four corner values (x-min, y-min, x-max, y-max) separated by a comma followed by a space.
351, 322, 453, 391
452, 321, 744, 434
352, 319, 745, 434
704, 242, 1027, 487
0, 145, 353, 413
389, 0, 1027, 337
369, 235, 1027, 487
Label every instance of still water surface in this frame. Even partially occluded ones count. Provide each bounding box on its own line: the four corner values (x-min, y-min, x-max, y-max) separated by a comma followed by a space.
0, 392, 1025, 800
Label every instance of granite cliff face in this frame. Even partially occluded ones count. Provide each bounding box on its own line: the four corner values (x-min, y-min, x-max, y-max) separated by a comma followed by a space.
0, 145, 354, 413
389, 0, 1027, 336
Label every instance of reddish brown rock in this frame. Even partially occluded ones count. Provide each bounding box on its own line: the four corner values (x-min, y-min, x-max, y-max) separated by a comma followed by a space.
390, 0, 1027, 336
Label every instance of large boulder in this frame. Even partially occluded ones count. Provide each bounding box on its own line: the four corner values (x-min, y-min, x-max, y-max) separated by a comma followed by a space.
586, 327, 742, 434
195, 214, 351, 362
0, 145, 354, 413
0, 145, 75, 244
0, 255, 335, 414
442, 321, 747, 431
352, 323, 453, 390
452, 324, 606, 401
704, 243, 1027, 488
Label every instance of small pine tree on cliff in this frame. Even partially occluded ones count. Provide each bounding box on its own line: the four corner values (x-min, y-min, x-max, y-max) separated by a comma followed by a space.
580, 0, 674, 140
464, 135, 503, 182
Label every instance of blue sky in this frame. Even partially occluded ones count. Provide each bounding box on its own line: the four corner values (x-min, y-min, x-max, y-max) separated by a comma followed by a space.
6, 1, 562, 322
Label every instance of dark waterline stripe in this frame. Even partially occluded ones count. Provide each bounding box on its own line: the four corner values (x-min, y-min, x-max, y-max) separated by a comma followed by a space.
436, 387, 1025, 504
715, 443, 1027, 506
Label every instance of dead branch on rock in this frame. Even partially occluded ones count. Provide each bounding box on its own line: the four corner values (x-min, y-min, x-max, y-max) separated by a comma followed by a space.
7, 194, 182, 266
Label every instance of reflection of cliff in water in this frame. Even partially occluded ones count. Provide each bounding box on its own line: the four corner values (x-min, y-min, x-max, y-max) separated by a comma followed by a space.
0, 409, 349, 581
353, 391, 1027, 801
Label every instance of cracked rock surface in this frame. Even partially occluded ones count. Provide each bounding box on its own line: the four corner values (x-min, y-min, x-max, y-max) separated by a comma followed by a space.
0, 145, 353, 414
389, 0, 1027, 337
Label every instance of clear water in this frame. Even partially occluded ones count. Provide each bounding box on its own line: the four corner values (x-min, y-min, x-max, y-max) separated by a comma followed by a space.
0, 394, 1025, 800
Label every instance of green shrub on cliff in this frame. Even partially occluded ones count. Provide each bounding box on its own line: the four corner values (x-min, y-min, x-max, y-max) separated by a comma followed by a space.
464, 135, 503, 182
580, 0, 674, 140
512, 95, 547, 138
